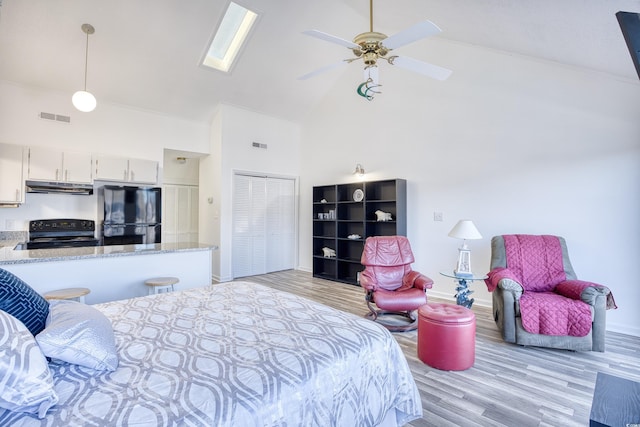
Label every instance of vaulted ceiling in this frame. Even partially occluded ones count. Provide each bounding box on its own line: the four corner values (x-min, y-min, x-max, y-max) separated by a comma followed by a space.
0, 0, 638, 124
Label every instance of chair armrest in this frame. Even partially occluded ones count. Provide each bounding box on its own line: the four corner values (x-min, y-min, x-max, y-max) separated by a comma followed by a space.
359, 270, 377, 291
485, 267, 522, 293
403, 270, 433, 290
497, 278, 524, 294
555, 280, 617, 309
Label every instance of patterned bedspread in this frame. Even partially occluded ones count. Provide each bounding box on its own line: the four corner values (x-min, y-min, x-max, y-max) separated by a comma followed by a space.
1, 281, 422, 426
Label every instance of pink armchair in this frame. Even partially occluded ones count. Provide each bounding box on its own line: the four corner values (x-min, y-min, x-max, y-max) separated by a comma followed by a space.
486, 235, 616, 352
360, 236, 433, 332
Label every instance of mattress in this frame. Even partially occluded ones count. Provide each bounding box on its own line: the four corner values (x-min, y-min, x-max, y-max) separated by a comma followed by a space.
0, 281, 422, 426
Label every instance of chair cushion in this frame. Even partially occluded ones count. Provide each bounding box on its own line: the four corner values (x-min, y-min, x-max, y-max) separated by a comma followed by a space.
361, 236, 415, 267
365, 265, 411, 291
519, 292, 592, 337
503, 235, 566, 292
373, 287, 426, 311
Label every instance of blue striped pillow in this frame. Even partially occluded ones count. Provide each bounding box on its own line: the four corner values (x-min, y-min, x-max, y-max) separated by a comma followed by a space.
0, 269, 49, 336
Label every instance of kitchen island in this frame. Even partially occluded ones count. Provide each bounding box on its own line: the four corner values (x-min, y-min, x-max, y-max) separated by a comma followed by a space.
0, 241, 215, 303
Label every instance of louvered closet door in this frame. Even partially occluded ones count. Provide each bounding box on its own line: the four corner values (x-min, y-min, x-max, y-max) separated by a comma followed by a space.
232, 174, 295, 278
232, 175, 267, 278
266, 177, 296, 272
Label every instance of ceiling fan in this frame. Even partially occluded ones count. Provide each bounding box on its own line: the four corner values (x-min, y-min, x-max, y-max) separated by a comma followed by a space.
298, 0, 452, 100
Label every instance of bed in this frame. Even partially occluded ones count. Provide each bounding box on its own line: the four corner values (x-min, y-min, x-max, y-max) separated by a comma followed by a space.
0, 280, 423, 426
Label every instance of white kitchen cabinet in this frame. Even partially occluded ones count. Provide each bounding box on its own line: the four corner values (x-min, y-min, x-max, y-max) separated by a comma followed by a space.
0, 143, 24, 204
94, 155, 158, 184
27, 147, 92, 183
128, 158, 158, 184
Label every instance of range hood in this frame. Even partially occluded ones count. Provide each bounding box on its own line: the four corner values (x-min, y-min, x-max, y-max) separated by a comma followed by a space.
25, 180, 94, 195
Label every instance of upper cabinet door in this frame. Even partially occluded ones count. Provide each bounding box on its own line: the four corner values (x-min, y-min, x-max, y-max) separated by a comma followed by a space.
0, 144, 24, 204
62, 151, 93, 183
95, 155, 158, 184
27, 147, 92, 183
27, 147, 63, 181
128, 158, 158, 184
94, 155, 129, 182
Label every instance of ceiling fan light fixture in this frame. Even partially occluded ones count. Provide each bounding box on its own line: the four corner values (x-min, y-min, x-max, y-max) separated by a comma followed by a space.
300, 0, 452, 96
72, 23, 96, 113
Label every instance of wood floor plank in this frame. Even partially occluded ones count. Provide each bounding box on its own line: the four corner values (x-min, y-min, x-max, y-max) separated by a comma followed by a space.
232, 270, 640, 426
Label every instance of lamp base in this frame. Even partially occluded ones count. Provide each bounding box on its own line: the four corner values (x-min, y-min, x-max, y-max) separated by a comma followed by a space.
455, 248, 473, 277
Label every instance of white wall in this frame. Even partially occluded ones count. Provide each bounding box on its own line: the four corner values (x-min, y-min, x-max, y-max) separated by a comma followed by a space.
0, 80, 209, 228
299, 40, 640, 336
199, 104, 302, 282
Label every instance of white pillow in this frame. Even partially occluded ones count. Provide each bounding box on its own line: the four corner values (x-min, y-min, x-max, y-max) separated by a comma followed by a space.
36, 300, 119, 372
0, 310, 58, 418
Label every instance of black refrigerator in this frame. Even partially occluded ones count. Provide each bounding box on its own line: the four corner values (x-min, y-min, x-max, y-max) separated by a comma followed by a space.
99, 185, 161, 245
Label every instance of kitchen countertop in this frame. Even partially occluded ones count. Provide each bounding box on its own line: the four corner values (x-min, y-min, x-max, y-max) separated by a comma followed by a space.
0, 240, 216, 265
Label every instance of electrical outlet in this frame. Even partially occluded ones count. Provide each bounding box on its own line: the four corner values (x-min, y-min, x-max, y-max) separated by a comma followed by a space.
5, 220, 15, 230
433, 212, 443, 222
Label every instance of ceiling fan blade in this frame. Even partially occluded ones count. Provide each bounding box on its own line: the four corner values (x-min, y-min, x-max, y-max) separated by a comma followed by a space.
298, 60, 349, 80
381, 20, 442, 50
302, 30, 360, 49
389, 56, 452, 81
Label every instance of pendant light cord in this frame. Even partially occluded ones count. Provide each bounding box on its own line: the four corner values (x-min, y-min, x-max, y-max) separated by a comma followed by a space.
83, 31, 89, 91
369, 0, 373, 32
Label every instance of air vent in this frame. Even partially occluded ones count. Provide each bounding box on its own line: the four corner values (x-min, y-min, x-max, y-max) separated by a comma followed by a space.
252, 142, 267, 149
39, 112, 71, 124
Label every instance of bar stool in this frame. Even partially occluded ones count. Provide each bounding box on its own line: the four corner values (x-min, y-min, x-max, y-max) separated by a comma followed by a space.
145, 277, 179, 295
43, 287, 91, 303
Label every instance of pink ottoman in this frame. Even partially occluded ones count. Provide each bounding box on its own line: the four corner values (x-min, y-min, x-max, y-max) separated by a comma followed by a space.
417, 302, 476, 371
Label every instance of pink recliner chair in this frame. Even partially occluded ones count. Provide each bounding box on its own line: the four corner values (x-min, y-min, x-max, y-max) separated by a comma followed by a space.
486, 234, 616, 352
360, 236, 433, 332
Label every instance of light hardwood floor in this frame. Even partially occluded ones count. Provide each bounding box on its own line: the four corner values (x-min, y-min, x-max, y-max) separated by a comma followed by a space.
234, 270, 640, 427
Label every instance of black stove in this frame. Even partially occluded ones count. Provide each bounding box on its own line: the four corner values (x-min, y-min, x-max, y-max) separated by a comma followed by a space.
26, 219, 100, 250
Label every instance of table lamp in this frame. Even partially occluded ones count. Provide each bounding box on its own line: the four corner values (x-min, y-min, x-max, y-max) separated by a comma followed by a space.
448, 220, 482, 277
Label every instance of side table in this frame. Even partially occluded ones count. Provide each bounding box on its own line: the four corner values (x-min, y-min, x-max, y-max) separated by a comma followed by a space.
439, 271, 488, 309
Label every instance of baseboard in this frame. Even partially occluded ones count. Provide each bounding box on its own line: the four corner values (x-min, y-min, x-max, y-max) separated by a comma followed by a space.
607, 322, 640, 337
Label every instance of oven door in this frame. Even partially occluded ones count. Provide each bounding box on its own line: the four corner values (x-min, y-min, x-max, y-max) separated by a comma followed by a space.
25, 237, 100, 250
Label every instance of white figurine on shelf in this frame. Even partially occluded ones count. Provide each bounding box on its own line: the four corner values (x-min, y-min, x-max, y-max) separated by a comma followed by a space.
322, 247, 336, 257
375, 210, 393, 221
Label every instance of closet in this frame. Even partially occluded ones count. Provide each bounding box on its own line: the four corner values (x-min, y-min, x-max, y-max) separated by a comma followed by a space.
232, 174, 296, 278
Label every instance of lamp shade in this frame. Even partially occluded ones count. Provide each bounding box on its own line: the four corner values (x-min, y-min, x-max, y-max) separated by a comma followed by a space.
72, 90, 97, 112
448, 220, 482, 240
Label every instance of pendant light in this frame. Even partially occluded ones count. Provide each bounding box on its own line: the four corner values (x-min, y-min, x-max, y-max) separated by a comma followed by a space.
72, 23, 97, 112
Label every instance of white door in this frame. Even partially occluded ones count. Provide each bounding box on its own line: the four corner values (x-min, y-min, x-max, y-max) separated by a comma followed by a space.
163, 184, 199, 244
266, 178, 296, 272
232, 174, 295, 278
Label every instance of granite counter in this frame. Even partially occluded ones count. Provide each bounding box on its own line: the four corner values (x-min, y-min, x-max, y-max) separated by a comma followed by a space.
0, 241, 215, 265
0, 242, 217, 303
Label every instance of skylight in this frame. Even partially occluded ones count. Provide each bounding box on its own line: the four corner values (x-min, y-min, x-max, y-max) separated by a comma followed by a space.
202, 2, 258, 73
